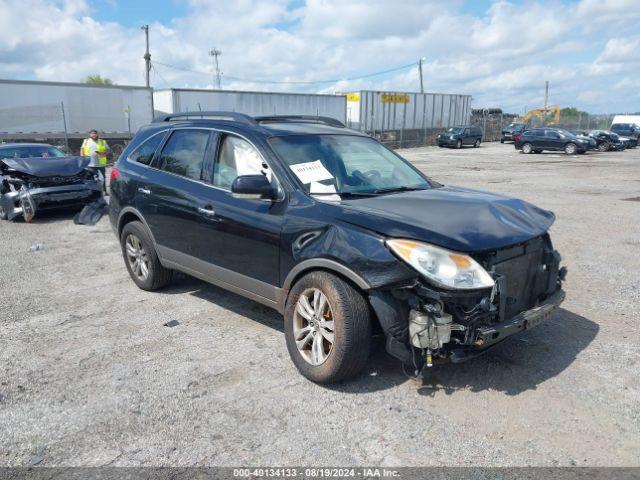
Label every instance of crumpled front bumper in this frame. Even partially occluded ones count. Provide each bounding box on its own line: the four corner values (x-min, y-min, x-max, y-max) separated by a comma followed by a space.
449, 288, 566, 363
1, 182, 101, 220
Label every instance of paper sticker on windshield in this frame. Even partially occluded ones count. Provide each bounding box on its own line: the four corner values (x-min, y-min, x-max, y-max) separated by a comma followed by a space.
289, 160, 334, 184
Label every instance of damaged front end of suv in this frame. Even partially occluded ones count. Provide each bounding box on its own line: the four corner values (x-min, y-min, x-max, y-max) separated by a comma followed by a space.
370, 234, 566, 372
293, 185, 568, 375
0, 156, 102, 222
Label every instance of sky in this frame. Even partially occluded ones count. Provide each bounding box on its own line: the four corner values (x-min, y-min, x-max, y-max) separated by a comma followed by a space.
0, 0, 639, 114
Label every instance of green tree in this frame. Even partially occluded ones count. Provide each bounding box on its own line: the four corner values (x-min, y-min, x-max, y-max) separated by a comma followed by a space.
84, 75, 114, 85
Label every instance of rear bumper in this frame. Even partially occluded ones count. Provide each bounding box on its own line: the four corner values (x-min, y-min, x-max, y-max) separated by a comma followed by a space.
449, 288, 566, 363
1, 182, 101, 220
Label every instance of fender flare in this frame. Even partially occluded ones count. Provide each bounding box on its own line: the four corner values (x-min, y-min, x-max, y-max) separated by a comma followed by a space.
278, 258, 371, 312
117, 206, 159, 247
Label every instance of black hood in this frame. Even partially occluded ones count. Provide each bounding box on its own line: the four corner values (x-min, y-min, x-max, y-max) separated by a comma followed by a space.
320, 185, 555, 252
0, 156, 90, 177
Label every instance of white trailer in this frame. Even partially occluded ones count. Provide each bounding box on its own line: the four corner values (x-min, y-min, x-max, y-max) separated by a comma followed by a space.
154, 88, 347, 123
345, 90, 472, 132
0, 79, 153, 147
611, 115, 640, 127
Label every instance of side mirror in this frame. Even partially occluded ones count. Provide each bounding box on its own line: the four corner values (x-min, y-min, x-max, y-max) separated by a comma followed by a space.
231, 174, 277, 200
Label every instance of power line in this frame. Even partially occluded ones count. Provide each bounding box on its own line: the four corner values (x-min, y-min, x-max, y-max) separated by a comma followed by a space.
152, 59, 418, 85
151, 64, 169, 87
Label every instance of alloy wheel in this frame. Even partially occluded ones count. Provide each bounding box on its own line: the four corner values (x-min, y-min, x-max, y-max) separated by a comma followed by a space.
566, 143, 577, 155
125, 234, 150, 281
293, 288, 335, 366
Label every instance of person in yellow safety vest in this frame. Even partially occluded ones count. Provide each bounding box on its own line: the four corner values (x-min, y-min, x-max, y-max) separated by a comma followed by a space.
81, 129, 110, 195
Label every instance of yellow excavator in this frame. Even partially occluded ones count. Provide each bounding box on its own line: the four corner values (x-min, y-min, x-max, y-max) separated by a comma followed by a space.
522, 105, 561, 125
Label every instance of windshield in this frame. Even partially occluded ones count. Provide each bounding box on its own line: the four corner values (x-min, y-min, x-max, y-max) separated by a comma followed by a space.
269, 135, 430, 197
507, 123, 525, 129
446, 127, 463, 134
0, 145, 65, 159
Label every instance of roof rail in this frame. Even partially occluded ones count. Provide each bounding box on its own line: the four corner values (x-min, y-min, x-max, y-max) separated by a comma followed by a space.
152, 111, 258, 126
255, 115, 346, 128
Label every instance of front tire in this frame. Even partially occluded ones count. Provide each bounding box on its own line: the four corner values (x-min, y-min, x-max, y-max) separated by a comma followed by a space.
0, 203, 7, 220
284, 271, 371, 384
455, 139, 462, 149
522, 143, 533, 154
565, 143, 577, 155
120, 221, 172, 291
598, 142, 610, 152
474, 138, 481, 148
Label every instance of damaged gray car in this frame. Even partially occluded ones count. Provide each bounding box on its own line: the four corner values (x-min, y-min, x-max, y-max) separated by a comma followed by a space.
0, 143, 102, 222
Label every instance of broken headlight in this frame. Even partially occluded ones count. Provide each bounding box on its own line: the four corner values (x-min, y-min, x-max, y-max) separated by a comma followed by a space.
386, 239, 495, 290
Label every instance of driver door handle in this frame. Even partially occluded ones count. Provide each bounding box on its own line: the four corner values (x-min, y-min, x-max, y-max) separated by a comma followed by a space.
138, 187, 151, 195
198, 206, 216, 217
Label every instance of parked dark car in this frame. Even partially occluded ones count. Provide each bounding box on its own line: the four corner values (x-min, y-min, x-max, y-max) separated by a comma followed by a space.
109, 112, 566, 383
513, 128, 590, 154
610, 123, 640, 140
587, 130, 626, 151
0, 143, 102, 222
437, 126, 483, 148
500, 122, 528, 143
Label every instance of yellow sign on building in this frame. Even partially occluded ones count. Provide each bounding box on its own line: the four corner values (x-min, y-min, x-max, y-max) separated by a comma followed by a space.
346, 93, 360, 102
381, 93, 410, 104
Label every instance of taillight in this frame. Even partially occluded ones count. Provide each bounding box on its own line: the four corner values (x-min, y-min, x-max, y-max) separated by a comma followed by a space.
514, 134, 521, 141
110, 167, 119, 182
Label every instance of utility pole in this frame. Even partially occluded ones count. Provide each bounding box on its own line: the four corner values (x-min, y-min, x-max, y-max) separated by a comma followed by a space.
418, 57, 425, 94
544, 80, 549, 110
141, 25, 151, 88
209, 48, 222, 89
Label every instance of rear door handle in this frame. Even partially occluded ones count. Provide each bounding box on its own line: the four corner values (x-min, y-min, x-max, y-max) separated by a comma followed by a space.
138, 187, 151, 195
198, 206, 216, 217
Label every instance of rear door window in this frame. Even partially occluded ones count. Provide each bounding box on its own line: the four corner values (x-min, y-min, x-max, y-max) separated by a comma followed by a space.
157, 129, 211, 181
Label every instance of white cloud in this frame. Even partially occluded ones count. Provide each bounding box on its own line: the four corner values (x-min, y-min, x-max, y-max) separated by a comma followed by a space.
0, 0, 639, 113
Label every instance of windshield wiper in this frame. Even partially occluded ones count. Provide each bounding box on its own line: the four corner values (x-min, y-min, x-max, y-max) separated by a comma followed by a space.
370, 186, 428, 195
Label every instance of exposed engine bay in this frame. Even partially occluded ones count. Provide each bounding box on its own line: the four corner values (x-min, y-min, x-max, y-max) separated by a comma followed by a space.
0, 156, 102, 222
369, 234, 567, 373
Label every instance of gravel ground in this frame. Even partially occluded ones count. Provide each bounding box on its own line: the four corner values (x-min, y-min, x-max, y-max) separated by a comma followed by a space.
1, 142, 638, 467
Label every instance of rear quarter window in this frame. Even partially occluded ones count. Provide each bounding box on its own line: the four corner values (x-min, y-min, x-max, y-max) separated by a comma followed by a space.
128, 132, 166, 166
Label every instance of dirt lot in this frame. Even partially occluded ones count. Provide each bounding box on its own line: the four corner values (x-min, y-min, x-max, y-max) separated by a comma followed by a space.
1, 142, 638, 467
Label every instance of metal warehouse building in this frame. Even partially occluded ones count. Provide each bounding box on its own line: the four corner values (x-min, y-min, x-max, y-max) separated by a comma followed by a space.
153, 88, 347, 122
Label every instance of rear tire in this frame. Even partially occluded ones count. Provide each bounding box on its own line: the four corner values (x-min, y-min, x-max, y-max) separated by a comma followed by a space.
0, 203, 7, 220
500, 139, 505, 143
455, 139, 462, 149
522, 143, 533, 154
474, 138, 481, 148
120, 221, 172, 291
598, 142, 610, 152
284, 271, 371, 384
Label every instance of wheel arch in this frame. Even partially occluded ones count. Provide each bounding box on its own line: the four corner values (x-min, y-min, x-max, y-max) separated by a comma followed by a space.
117, 207, 158, 247
279, 259, 371, 313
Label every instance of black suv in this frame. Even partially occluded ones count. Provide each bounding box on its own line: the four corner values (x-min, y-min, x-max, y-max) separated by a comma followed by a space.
610, 123, 640, 140
436, 126, 483, 148
500, 123, 527, 143
109, 112, 566, 383
513, 128, 590, 154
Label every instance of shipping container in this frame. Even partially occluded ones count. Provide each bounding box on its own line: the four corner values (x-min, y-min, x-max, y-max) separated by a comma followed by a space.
154, 88, 347, 123
0, 79, 153, 141
346, 90, 472, 132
